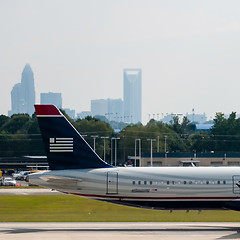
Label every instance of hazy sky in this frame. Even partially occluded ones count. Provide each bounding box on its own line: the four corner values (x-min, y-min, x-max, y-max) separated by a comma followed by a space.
1, 0, 240, 123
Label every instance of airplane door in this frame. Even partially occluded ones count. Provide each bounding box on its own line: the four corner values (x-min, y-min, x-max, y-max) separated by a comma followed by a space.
107, 172, 118, 194
232, 176, 240, 194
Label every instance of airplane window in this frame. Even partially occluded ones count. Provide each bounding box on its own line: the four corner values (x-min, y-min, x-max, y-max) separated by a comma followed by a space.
172, 181, 175, 185
178, 181, 181, 184
138, 181, 141, 185
189, 181, 192, 184
217, 181, 220, 184
206, 181, 209, 184
144, 181, 147, 185
150, 181, 152, 185
223, 181, 226, 184
132, 181, 135, 185
183, 181, 186, 184
167, 181, 169, 185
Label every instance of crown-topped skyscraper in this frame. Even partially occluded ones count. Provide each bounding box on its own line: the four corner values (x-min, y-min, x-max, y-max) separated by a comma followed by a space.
9, 64, 35, 116
123, 69, 142, 123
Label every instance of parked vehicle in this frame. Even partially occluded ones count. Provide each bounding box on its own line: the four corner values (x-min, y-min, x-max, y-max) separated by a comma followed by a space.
2, 177, 16, 186
12, 171, 30, 180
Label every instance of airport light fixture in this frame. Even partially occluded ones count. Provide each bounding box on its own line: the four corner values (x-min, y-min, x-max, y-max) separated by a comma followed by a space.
164, 135, 167, 153
157, 136, 160, 152
111, 137, 120, 166
91, 135, 99, 152
135, 138, 141, 167
101, 136, 109, 162
147, 138, 156, 167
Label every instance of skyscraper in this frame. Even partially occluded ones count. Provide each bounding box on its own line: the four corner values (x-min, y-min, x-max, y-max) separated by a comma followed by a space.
91, 99, 108, 117
123, 69, 142, 123
9, 64, 35, 116
91, 98, 123, 122
40, 92, 62, 109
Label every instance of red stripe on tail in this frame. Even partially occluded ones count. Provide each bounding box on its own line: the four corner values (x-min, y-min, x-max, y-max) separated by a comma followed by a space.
34, 105, 62, 116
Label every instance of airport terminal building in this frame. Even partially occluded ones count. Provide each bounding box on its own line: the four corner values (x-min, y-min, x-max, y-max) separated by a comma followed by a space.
140, 152, 240, 167
1, 153, 240, 170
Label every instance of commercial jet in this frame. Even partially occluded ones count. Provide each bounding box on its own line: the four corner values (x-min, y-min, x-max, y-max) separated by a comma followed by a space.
29, 105, 240, 211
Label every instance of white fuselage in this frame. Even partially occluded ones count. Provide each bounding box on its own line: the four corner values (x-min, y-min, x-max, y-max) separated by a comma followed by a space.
29, 166, 240, 211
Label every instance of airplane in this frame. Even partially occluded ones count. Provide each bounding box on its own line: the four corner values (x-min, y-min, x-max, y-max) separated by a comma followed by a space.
29, 104, 240, 211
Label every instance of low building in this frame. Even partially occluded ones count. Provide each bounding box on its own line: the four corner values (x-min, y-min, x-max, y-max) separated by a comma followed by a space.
0, 156, 48, 170
140, 152, 240, 167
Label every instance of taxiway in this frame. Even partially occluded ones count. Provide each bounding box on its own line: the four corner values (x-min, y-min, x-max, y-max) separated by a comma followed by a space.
0, 222, 239, 240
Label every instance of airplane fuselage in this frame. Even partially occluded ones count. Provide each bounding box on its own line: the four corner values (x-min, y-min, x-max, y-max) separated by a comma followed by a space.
30, 166, 240, 211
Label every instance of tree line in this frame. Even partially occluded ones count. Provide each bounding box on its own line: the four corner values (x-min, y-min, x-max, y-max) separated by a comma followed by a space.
1, 111, 240, 163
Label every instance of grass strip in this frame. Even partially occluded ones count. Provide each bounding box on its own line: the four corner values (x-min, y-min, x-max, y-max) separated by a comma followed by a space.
0, 195, 239, 222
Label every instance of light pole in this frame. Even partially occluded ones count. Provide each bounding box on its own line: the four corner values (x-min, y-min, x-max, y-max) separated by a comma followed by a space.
164, 135, 167, 166
164, 135, 167, 153
122, 130, 126, 165
101, 136, 109, 162
91, 135, 98, 152
135, 138, 141, 167
147, 138, 156, 167
112, 137, 120, 166
157, 136, 160, 152
111, 138, 113, 165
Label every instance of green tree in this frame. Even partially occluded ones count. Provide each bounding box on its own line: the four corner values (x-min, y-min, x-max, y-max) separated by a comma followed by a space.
1, 114, 31, 134
210, 112, 240, 152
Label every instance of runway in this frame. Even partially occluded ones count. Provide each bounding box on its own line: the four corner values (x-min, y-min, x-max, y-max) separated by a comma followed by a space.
0, 222, 239, 240
0, 188, 62, 195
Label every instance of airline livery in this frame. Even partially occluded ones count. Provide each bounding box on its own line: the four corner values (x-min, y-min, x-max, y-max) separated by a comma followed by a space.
29, 105, 240, 211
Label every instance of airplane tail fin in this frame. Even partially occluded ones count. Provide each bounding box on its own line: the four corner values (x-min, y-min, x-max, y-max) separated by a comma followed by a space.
34, 104, 112, 170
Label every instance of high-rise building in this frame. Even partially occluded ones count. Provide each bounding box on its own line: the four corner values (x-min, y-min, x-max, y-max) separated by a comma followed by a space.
123, 68, 142, 123
9, 64, 35, 116
91, 98, 124, 122
63, 108, 76, 119
40, 92, 62, 109
108, 98, 123, 122
91, 99, 108, 117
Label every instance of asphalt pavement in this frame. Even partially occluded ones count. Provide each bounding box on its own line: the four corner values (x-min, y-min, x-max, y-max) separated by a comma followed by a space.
0, 222, 239, 240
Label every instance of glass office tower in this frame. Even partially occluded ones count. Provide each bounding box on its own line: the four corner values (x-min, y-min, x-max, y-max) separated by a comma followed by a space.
123, 69, 142, 123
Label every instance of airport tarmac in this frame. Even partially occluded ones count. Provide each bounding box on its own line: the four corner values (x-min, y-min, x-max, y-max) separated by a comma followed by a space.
0, 222, 239, 240
0, 188, 62, 195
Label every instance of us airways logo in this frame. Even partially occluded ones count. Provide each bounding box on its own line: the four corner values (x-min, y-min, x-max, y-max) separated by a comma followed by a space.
49, 138, 73, 153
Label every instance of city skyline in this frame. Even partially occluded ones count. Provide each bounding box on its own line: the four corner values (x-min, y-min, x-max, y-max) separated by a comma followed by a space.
2, 1, 240, 123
